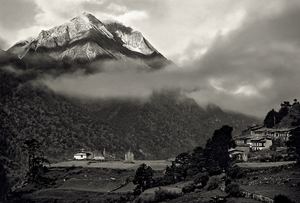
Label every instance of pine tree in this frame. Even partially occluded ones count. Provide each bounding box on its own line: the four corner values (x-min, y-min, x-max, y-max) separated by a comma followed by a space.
133, 163, 154, 192
264, 109, 278, 128
22, 139, 50, 183
204, 125, 235, 175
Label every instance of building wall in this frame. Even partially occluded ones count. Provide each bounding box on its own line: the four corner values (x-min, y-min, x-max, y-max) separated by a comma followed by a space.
74, 153, 87, 160
94, 156, 105, 160
264, 139, 272, 149
236, 146, 250, 154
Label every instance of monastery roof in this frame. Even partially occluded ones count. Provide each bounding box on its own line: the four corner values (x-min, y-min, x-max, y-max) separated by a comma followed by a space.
253, 126, 300, 133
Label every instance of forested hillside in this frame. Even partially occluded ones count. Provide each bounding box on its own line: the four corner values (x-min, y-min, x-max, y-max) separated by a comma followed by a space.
264, 100, 300, 128
0, 50, 260, 189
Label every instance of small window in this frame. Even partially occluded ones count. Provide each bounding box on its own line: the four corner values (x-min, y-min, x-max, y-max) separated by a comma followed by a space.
81, 155, 83, 158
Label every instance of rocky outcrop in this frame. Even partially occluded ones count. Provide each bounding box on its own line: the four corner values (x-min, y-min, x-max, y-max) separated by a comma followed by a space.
116, 30, 156, 55
7, 12, 170, 70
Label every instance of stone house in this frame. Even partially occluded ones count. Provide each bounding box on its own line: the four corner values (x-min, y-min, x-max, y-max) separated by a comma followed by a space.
251, 126, 300, 141
250, 137, 272, 151
73, 149, 93, 160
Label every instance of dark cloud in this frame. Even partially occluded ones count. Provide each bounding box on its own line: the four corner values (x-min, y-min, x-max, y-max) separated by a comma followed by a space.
187, 5, 300, 118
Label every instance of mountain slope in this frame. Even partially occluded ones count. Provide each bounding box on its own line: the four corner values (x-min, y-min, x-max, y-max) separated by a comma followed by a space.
7, 12, 171, 71
264, 101, 300, 128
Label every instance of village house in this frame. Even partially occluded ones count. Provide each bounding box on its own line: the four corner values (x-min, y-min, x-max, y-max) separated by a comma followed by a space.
229, 148, 248, 161
73, 149, 93, 160
264, 128, 296, 141
250, 126, 265, 136
250, 126, 300, 141
249, 137, 272, 151
234, 137, 252, 145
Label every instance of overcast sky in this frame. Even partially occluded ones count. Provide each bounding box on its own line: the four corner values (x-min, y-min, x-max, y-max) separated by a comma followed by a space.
1, 0, 300, 118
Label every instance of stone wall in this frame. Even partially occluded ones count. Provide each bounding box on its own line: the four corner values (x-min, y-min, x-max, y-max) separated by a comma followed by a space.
242, 191, 274, 203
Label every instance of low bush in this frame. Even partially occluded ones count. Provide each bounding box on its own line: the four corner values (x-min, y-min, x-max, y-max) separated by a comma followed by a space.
207, 177, 220, 191
182, 183, 196, 194
119, 192, 134, 202
153, 188, 181, 202
193, 172, 209, 188
225, 183, 244, 197
225, 178, 231, 187
274, 194, 294, 203
228, 166, 246, 179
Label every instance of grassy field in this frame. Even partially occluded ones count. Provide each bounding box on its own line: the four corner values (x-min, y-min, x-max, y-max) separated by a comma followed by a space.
50, 159, 172, 170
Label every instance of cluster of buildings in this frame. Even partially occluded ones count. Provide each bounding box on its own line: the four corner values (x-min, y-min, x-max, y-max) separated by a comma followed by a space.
73, 148, 134, 162
229, 125, 299, 161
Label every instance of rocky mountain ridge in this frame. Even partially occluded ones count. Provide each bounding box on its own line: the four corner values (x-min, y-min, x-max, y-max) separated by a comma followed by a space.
7, 12, 170, 70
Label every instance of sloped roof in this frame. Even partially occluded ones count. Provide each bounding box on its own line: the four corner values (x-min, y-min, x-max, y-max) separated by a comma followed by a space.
74, 152, 87, 156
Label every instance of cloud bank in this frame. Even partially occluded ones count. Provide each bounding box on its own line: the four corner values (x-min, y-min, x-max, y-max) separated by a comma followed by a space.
187, 3, 300, 117
39, 61, 203, 100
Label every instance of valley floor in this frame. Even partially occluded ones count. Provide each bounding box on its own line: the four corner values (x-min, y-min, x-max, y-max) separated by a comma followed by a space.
50, 159, 173, 171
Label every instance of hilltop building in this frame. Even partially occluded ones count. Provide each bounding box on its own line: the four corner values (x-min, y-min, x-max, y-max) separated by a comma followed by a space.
250, 126, 299, 141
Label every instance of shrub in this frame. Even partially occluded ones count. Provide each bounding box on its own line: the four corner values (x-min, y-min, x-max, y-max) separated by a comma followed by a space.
186, 167, 201, 179
193, 172, 209, 188
182, 183, 196, 194
260, 158, 268, 162
225, 178, 231, 187
229, 166, 246, 179
207, 177, 220, 191
153, 188, 181, 202
119, 192, 134, 202
274, 194, 294, 203
274, 155, 283, 162
225, 183, 244, 197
